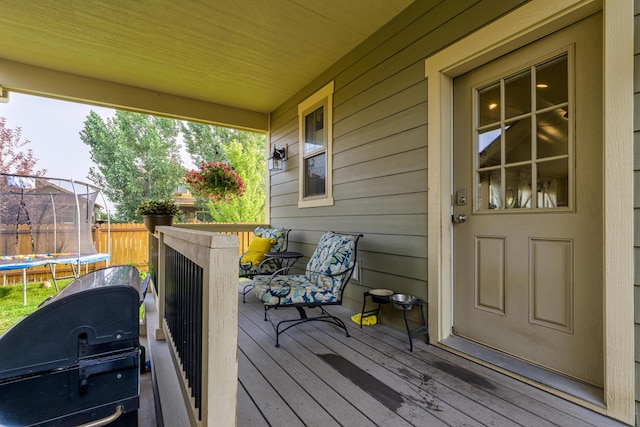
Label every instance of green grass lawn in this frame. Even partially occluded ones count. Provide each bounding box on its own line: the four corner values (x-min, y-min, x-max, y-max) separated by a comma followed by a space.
0, 280, 72, 334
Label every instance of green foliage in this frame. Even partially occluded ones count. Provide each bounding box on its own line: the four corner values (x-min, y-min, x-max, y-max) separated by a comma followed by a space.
80, 112, 266, 223
207, 136, 266, 222
80, 111, 185, 222
181, 124, 266, 222
136, 199, 182, 216
180, 122, 227, 165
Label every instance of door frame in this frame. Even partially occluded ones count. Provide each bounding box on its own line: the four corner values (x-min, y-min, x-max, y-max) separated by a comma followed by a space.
425, 0, 633, 423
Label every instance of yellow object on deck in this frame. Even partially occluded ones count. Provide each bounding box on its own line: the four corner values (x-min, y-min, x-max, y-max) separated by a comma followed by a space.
350, 313, 377, 326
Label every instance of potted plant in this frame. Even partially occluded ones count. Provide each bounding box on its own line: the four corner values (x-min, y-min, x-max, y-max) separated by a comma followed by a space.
136, 199, 182, 233
184, 162, 246, 202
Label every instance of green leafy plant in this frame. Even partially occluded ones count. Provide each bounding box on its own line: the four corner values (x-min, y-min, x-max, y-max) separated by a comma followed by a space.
136, 199, 182, 216
184, 162, 246, 202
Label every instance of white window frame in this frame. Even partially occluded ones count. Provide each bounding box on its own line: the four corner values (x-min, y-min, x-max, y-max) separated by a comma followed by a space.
298, 81, 334, 208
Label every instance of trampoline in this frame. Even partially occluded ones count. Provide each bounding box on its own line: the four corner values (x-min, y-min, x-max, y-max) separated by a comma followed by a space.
0, 174, 111, 305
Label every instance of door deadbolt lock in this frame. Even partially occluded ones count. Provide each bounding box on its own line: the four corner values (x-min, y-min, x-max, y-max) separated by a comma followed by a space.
455, 189, 467, 206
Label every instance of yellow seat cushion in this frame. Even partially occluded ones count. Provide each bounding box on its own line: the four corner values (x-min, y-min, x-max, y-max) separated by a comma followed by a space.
241, 236, 275, 265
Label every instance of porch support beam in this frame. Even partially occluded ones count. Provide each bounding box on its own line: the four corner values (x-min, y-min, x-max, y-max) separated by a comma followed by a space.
0, 58, 269, 132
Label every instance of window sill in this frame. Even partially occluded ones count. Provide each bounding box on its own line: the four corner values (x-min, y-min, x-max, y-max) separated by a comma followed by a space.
298, 197, 334, 209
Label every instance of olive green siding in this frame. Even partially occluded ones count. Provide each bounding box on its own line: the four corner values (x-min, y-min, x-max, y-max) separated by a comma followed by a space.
267, 0, 528, 327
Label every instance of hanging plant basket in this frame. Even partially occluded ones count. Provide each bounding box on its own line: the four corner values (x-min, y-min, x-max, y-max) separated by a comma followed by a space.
184, 162, 246, 203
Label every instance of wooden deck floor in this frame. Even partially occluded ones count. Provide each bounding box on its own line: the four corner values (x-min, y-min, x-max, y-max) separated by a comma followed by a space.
236, 292, 629, 427
144, 289, 630, 426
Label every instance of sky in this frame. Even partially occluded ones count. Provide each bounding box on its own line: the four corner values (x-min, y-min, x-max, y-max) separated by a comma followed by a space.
0, 92, 115, 183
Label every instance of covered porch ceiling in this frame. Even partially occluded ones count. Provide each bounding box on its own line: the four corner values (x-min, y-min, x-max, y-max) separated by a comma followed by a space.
0, 0, 414, 131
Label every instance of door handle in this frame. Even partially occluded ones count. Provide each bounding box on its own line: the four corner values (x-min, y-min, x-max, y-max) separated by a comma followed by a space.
453, 214, 468, 223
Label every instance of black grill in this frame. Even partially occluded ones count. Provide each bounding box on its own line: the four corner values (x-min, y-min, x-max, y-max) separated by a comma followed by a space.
0, 265, 142, 426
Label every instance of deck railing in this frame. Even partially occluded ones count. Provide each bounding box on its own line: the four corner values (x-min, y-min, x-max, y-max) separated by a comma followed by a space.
154, 225, 239, 426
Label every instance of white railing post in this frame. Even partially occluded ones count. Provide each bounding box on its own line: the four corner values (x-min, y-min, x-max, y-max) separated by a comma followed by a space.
201, 233, 238, 426
154, 231, 166, 341
156, 226, 238, 426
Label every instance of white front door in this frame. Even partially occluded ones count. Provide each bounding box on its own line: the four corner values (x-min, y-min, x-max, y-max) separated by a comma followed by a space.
452, 14, 603, 386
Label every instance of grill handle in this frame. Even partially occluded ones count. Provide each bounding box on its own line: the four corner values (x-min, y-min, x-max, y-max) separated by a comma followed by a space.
77, 405, 123, 427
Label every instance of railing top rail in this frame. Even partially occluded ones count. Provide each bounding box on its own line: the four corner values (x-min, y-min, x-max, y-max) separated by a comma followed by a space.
174, 223, 270, 233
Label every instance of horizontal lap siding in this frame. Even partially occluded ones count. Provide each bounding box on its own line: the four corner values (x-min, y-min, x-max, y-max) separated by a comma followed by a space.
634, 0, 640, 422
268, 0, 528, 328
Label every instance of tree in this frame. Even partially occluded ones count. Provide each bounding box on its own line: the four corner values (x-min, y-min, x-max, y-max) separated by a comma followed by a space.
181, 123, 266, 222
0, 117, 46, 175
207, 136, 266, 222
180, 122, 226, 166
80, 111, 184, 222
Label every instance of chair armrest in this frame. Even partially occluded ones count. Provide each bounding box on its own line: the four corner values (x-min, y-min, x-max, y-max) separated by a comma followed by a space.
239, 250, 269, 267
305, 265, 355, 278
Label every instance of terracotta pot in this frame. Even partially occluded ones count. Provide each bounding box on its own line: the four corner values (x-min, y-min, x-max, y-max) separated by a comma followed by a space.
142, 215, 174, 234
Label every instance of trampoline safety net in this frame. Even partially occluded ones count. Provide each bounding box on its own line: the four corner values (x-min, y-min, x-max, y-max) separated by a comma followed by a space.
0, 174, 110, 270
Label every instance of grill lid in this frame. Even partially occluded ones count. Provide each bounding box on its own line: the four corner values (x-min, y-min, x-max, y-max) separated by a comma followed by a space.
43, 265, 143, 305
0, 266, 141, 381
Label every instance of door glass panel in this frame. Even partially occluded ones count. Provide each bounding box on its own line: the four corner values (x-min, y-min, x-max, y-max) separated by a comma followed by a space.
477, 169, 501, 210
537, 108, 568, 158
505, 70, 531, 119
536, 55, 568, 109
505, 165, 532, 209
478, 83, 500, 126
478, 126, 501, 168
475, 52, 570, 212
505, 117, 531, 163
537, 159, 569, 208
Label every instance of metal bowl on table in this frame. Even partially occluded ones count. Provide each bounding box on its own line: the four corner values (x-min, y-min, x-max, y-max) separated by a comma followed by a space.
368, 288, 393, 303
390, 293, 417, 310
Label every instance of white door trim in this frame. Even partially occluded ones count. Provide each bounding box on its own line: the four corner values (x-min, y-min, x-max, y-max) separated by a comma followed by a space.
425, 0, 634, 423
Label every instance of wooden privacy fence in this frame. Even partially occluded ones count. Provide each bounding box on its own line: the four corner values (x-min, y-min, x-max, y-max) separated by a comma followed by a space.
1, 223, 260, 285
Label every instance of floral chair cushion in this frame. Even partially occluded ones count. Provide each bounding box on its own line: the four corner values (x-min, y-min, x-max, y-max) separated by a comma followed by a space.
254, 227, 288, 252
305, 232, 357, 292
239, 227, 289, 277
253, 275, 339, 305
253, 231, 358, 305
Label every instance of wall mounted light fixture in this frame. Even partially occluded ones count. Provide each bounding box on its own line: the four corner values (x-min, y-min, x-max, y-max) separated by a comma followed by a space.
268, 145, 287, 171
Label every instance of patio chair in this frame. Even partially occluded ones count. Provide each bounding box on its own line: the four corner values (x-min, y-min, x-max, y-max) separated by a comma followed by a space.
252, 231, 363, 347
239, 226, 290, 302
